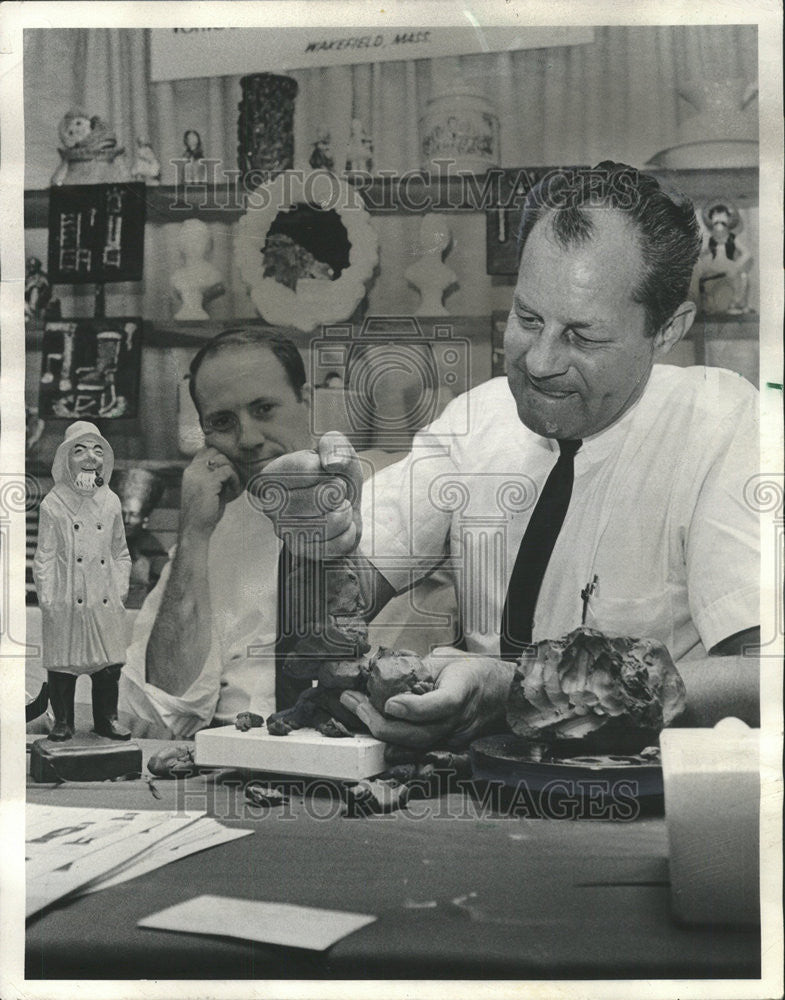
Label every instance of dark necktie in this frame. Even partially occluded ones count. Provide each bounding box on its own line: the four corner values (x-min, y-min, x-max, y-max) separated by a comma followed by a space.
499, 438, 582, 660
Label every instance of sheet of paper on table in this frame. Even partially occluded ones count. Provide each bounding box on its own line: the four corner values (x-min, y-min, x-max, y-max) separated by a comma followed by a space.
138, 894, 377, 951
78, 817, 252, 896
25, 804, 251, 918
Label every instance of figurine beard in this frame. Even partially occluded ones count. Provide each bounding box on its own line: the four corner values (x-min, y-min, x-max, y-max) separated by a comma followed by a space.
73, 470, 103, 492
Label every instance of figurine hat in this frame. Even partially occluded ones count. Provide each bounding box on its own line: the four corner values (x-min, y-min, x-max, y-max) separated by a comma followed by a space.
702, 199, 742, 233
51, 421, 114, 484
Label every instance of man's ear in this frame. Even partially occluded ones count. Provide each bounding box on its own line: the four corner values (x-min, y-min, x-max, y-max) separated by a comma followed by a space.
299, 383, 313, 408
654, 301, 697, 356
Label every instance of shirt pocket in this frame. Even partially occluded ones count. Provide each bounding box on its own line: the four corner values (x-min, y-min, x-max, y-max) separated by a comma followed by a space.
584, 588, 674, 648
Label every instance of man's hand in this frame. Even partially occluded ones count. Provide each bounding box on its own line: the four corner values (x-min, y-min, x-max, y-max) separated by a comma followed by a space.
253, 431, 363, 559
179, 446, 241, 537
339, 648, 515, 751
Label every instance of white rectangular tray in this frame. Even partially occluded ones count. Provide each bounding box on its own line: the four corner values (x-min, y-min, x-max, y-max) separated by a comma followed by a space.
194, 725, 387, 780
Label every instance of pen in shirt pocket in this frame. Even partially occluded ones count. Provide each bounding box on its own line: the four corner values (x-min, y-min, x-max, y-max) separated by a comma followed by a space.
580, 575, 599, 625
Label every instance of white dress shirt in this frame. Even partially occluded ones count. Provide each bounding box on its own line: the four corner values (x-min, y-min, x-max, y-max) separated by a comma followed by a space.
359, 366, 759, 663
120, 493, 281, 739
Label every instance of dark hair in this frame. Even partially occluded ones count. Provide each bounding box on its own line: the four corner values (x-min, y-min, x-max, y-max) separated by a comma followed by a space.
188, 326, 307, 421
516, 161, 702, 335
707, 203, 730, 221
183, 130, 204, 156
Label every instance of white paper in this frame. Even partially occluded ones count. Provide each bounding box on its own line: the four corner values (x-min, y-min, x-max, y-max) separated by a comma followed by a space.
80, 820, 253, 894
138, 894, 377, 951
26, 804, 204, 917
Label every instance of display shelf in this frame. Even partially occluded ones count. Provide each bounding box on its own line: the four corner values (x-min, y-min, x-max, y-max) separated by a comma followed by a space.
695, 311, 759, 327
24, 166, 760, 228
25, 311, 757, 352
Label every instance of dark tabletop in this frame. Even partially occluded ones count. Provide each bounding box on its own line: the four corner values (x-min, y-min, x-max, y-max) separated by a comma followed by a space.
25, 738, 760, 981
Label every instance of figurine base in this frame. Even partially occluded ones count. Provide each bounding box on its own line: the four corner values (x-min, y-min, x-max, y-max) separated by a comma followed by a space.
194, 725, 386, 780
29, 737, 142, 783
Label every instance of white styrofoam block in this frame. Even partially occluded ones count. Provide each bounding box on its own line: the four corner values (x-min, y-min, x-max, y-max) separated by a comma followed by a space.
660, 719, 760, 926
194, 725, 387, 780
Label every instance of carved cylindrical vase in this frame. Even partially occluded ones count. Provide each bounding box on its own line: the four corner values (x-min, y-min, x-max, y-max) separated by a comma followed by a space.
421, 91, 499, 174
238, 73, 299, 179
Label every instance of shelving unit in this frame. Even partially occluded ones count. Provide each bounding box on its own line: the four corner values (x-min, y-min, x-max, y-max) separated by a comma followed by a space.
23, 166, 759, 228
24, 165, 761, 467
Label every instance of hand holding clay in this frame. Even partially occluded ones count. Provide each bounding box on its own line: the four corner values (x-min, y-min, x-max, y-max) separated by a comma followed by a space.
340, 647, 515, 751
251, 431, 363, 559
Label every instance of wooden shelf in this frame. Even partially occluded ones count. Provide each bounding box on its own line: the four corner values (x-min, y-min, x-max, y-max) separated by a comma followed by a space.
24, 166, 759, 228
25, 311, 758, 352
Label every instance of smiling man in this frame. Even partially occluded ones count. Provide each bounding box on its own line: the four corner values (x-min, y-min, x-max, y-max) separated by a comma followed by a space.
120, 329, 314, 738
262, 162, 761, 748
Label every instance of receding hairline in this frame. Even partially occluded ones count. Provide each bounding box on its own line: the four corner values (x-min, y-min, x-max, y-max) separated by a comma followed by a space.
524, 207, 647, 286
191, 339, 300, 412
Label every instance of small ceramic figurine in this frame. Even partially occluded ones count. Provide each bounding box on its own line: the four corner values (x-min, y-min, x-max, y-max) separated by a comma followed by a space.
404, 214, 458, 315
131, 136, 161, 184
171, 219, 225, 320
345, 118, 373, 173
309, 129, 335, 171
693, 199, 754, 315
51, 109, 129, 186
25, 258, 51, 322
32, 422, 132, 741
182, 128, 207, 183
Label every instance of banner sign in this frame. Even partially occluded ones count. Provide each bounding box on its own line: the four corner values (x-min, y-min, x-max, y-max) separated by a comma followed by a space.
150, 26, 594, 81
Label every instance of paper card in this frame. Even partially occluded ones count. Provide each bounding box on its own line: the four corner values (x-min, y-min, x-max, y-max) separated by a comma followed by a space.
138, 894, 377, 951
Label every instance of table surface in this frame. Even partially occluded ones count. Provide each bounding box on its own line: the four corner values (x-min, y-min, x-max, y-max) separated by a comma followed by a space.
24, 737, 761, 981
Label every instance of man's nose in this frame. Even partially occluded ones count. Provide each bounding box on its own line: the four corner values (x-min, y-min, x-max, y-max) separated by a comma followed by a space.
236, 414, 265, 449
524, 326, 569, 380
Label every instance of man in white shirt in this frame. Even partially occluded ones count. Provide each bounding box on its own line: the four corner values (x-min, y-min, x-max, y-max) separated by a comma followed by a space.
120, 329, 314, 738
260, 162, 761, 749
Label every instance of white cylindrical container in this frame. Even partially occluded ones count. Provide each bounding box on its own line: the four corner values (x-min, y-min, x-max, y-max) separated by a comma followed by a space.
420, 92, 499, 174
660, 719, 760, 926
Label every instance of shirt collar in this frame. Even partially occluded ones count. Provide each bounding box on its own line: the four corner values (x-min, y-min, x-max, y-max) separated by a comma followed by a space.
535, 369, 656, 465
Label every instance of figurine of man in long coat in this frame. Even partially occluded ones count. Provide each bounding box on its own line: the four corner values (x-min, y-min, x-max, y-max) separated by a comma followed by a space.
33, 421, 132, 741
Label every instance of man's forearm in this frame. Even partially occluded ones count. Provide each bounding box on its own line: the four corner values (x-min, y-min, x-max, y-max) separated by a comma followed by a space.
145, 530, 212, 696
674, 654, 760, 728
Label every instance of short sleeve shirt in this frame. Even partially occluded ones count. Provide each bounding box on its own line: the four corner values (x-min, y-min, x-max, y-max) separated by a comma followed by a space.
359, 366, 759, 661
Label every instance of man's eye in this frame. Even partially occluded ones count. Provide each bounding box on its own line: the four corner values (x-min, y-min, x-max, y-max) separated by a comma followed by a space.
252, 403, 275, 418
568, 328, 603, 346
205, 415, 234, 432
516, 313, 541, 330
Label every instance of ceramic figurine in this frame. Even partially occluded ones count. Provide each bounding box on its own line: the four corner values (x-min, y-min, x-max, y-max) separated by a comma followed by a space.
404, 214, 458, 315
51, 109, 129, 186
182, 129, 207, 183
693, 199, 754, 315
345, 118, 373, 172
131, 136, 161, 184
32, 422, 132, 741
309, 129, 335, 171
171, 219, 225, 321
25, 258, 51, 322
